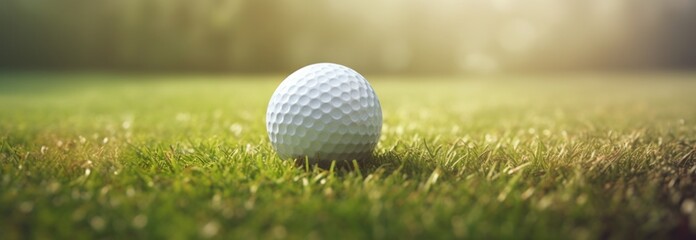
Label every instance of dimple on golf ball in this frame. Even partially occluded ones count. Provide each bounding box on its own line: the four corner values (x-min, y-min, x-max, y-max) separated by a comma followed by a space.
266, 63, 382, 162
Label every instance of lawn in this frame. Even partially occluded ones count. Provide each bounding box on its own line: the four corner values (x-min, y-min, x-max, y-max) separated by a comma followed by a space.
1, 72, 695, 239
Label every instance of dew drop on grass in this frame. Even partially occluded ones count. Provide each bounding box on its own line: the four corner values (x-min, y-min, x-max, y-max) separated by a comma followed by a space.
245, 144, 256, 154
132, 214, 148, 229
100, 186, 111, 196
682, 199, 695, 214
244, 198, 255, 210
521, 188, 535, 200
46, 181, 61, 193
323, 187, 334, 198
528, 128, 536, 134
229, 123, 243, 136
395, 125, 404, 136
427, 170, 440, 185
576, 194, 588, 205
126, 187, 135, 197
90, 217, 106, 231
122, 120, 132, 130
485, 134, 497, 143
538, 196, 552, 210
200, 221, 220, 238
542, 129, 551, 136
451, 125, 460, 133
211, 194, 222, 209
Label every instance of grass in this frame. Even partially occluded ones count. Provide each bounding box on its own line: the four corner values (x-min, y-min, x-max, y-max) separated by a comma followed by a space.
1, 72, 695, 239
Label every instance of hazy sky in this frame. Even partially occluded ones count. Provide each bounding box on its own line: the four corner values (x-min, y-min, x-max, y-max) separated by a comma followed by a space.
1, 0, 695, 73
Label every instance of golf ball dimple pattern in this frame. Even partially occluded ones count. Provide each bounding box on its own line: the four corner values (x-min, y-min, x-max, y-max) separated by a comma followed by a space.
266, 63, 382, 161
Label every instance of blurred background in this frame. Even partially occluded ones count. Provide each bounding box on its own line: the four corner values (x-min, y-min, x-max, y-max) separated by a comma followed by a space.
1, 0, 695, 74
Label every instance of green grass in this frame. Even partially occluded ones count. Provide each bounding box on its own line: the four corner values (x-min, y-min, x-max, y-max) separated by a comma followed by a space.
1, 73, 695, 239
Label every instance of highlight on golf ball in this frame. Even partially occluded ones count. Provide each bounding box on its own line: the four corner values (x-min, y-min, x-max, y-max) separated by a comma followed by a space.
266, 63, 382, 162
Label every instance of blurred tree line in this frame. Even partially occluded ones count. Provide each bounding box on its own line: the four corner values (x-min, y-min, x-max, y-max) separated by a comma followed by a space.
1, 0, 695, 74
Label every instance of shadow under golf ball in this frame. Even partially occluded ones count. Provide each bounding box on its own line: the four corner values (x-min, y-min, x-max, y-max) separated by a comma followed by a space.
290, 153, 379, 171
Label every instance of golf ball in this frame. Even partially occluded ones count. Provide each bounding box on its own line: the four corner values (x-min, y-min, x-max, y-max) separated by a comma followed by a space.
266, 63, 382, 162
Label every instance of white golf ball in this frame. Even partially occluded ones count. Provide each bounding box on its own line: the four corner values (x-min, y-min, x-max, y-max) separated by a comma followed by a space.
266, 63, 382, 162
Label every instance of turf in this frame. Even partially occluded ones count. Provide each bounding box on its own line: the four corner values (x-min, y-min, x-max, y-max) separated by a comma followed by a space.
1, 73, 695, 239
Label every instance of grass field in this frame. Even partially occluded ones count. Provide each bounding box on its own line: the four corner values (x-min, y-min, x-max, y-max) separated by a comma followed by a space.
1, 73, 695, 239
